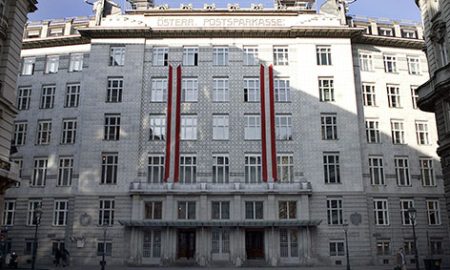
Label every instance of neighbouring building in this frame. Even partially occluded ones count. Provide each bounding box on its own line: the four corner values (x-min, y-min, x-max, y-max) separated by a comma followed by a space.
3, 0, 449, 267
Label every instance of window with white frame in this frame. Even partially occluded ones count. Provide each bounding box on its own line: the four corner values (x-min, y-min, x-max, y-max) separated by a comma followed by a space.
438, 39, 449, 67
37, 120, 52, 145
177, 201, 196, 219
407, 57, 420, 75
212, 201, 230, 220
327, 198, 343, 225
181, 115, 197, 140
147, 155, 165, 184
366, 119, 380, 143
379, 27, 394, 36
391, 120, 405, 144
65, 83, 80, 107
21, 57, 35, 75
149, 115, 165, 141
274, 78, 290, 102
152, 47, 168, 66
387, 85, 401, 108
213, 77, 229, 102
369, 156, 385, 185
245, 115, 261, 140
273, 46, 289, 65
362, 83, 376, 106
182, 78, 198, 102
277, 154, 293, 183
415, 121, 430, 145
17, 87, 32, 110
324, 153, 340, 184
316, 45, 332, 65
430, 240, 443, 255
329, 241, 345, 256
12, 122, 27, 146
101, 153, 118, 184
384, 55, 397, 73
280, 229, 298, 258
12, 159, 23, 187
373, 199, 389, 225
245, 154, 262, 184
45, 55, 59, 74
183, 47, 198, 66
400, 199, 414, 226
321, 114, 337, 140
359, 53, 373, 71
243, 46, 259, 66
57, 157, 73, 186
99, 198, 115, 225
402, 29, 417, 39
404, 240, 416, 255
69, 53, 83, 72
376, 240, 391, 255
61, 119, 77, 144
212, 115, 229, 140
180, 155, 196, 184
411, 86, 419, 109
420, 158, 435, 186
245, 201, 263, 219
106, 77, 123, 103
427, 200, 441, 225
27, 200, 42, 226
143, 230, 161, 258
40, 85, 55, 109
150, 78, 167, 102
110, 46, 125, 66
395, 157, 410, 186
213, 47, 229, 66
97, 242, 112, 256
244, 78, 260, 102
144, 201, 162, 219
32, 158, 47, 187
212, 154, 229, 184
53, 200, 68, 226
276, 114, 292, 140
2, 200, 15, 226
279, 201, 296, 219
319, 77, 334, 102
212, 230, 230, 254
104, 114, 120, 141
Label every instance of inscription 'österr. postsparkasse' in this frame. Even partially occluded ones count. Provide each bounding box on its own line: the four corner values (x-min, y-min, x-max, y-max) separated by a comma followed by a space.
156, 18, 286, 28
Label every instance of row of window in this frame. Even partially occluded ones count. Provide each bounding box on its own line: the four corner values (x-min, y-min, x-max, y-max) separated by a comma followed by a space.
375, 238, 443, 257
21, 53, 83, 75
365, 119, 431, 145
362, 84, 420, 109
359, 53, 422, 75
373, 199, 441, 226
17, 84, 80, 111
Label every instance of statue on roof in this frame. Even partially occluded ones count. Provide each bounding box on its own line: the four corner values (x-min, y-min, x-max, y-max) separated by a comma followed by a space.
85, 0, 122, 25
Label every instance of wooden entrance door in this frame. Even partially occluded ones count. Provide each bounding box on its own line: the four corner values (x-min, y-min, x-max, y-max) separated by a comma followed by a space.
245, 230, 265, 259
177, 230, 196, 259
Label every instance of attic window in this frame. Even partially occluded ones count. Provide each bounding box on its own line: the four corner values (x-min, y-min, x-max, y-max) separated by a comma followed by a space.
378, 27, 394, 37
402, 29, 417, 39
49, 27, 64, 37
26, 29, 40, 38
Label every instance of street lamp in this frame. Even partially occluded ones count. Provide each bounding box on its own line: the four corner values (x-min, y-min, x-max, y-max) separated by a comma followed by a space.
31, 206, 43, 270
408, 207, 420, 270
100, 224, 108, 270
343, 222, 351, 270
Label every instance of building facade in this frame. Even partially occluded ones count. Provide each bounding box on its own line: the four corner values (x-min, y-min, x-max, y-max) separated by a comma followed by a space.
3, 0, 449, 267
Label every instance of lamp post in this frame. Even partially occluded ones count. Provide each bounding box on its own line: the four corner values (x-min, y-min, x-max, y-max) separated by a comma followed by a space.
100, 224, 107, 270
31, 206, 43, 270
408, 207, 420, 270
343, 222, 351, 270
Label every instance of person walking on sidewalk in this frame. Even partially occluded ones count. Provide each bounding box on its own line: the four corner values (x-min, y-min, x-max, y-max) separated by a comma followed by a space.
54, 248, 62, 267
60, 247, 70, 267
396, 248, 407, 270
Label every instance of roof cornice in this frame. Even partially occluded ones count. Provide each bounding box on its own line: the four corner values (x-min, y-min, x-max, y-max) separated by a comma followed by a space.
22, 35, 90, 49
354, 34, 425, 50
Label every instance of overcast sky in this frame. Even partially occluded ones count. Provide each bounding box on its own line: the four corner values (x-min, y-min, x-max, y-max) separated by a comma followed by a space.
29, 0, 421, 22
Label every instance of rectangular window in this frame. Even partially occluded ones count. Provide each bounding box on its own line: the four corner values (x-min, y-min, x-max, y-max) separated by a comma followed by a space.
245, 115, 261, 140
427, 200, 441, 225
106, 77, 123, 103
213, 77, 229, 102
152, 47, 168, 66
182, 78, 198, 102
144, 201, 162, 219
407, 57, 420, 75
243, 46, 259, 66
273, 46, 289, 66
101, 153, 118, 185
143, 230, 161, 258
400, 199, 414, 226
147, 155, 164, 184
177, 201, 196, 219
277, 154, 294, 183
69, 53, 84, 72
212, 230, 230, 254
151, 78, 168, 102
45, 55, 59, 74
12, 158, 23, 186
374, 199, 390, 226
384, 55, 397, 73
97, 242, 112, 256
376, 240, 391, 255
212, 115, 229, 140
12, 122, 27, 146
21, 57, 35, 75
402, 29, 417, 39
387, 85, 401, 108
24, 240, 34, 255
420, 158, 435, 186
330, 241, 345, 256
149, 115, 166, 141
51, 241, 65, 255
369, 157, 385, 185
275, 114, 292, 140
104, 114, 120, 141
212, 154, 229, 184
430, 240, 443, 255
245, 154, 262, 184
274, 78, 290, 102
37, 120, 52, 145
61, 119, 77, 144
17, 87, 32, 110
394, 157, 410, 186
365, 119, 380, 143
27, 200, 42, 226
317, 46, 332, 65
110, 46, 125, 66
438, 39, 449, 67
415, 121, 430, 145
324, 153, 340, 184
212, 201, 230, 220
359, 53, 373, 71
379, 27, 394, 36
391, 120, 405, 144
53, 200, 68, 226
182, 47, 198, 66
57, 157, 73, 186
245, 201, 263, 219
404, 240, 416, 255
180, 155, 196, 184
362, 83, 376, 106
319, 77, 334, 102
99, 198, 115, 226
181, 115, 197, 140
411, 86, 419, 109
213, 47, 229, 66
40, 85, 55, 109
2, 200, 15, 226
32, 158, 47, 186
279, 201, 296, 219
321, 114, 337, 140
65, 83, 80, 107
327, 198, 343, 225
244, 78, 260, 102
280, 229, 298, 258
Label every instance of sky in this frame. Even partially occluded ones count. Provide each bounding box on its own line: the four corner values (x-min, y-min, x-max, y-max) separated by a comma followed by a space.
29, 0, 421, 22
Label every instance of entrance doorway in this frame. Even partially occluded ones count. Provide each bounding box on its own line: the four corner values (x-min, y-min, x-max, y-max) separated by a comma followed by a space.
245, 230, 265, 259
177, 230, 196, 259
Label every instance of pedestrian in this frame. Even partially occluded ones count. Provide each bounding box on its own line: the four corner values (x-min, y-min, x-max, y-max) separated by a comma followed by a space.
61, 247, 70, 267
396, 247, 407, 270
54, 248, 61, 267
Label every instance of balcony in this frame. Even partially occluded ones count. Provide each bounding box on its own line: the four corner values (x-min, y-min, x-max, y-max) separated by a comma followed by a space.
0, 16, 8, 40
417, 63, 450, 112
